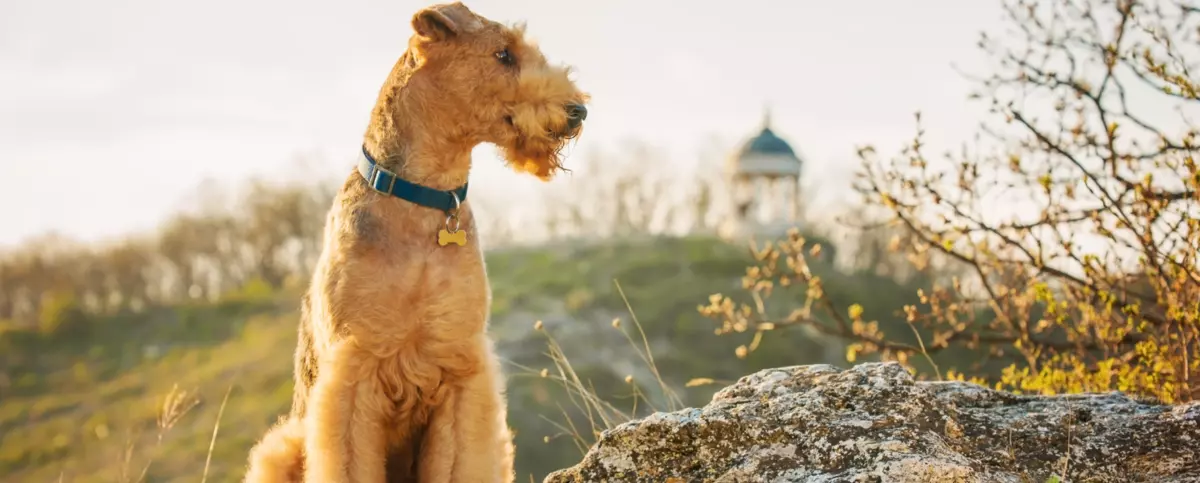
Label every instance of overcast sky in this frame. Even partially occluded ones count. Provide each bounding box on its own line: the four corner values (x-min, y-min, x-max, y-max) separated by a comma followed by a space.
0, 0, 1005, 247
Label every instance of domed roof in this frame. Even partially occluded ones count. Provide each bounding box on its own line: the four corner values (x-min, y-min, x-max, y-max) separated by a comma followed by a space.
738, 126, 798, 159
731, 108, 802, 177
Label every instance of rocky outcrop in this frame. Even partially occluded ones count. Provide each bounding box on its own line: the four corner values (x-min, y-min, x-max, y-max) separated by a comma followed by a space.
544, 362, 1200, 483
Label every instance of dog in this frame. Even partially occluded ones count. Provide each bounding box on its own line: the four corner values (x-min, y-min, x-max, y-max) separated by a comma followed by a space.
242, 2, 588, 482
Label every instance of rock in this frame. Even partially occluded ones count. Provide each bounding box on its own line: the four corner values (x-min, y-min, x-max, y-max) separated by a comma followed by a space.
544, 362, 1200, 483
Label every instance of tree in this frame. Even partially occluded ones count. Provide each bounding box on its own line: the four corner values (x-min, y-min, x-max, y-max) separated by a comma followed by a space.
703, 0, 1200, 403
538, 141, 731, 240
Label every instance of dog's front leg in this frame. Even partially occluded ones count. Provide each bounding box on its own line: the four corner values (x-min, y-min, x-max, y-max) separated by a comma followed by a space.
304, 339, 389, 483
417, 344, 514, 483
243, 416, 305, 483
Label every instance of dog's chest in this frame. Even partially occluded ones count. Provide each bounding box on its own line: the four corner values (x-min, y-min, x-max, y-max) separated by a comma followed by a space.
412, 243, 489, 304
366, 244, 492, 341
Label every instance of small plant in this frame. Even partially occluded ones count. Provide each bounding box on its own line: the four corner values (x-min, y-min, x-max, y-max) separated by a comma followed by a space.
517, 279, 685, 456
119, 384, 198, 483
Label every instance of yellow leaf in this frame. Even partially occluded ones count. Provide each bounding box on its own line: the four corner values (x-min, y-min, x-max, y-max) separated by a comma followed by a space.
848, 304, 865, 320
685, 378, 716, 388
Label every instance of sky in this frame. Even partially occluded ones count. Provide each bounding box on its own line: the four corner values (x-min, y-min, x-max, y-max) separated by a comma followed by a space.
0, 0, 1006, 247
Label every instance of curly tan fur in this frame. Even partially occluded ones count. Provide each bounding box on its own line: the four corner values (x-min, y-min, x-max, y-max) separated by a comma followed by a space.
242, 3, 587, 482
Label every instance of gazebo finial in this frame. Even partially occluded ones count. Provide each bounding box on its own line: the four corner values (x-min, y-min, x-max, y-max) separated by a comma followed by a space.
762, 102, 772, 129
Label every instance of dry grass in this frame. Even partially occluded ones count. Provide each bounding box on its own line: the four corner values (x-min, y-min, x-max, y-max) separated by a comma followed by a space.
509, 277, 687, 456
201, 384, 234, 483
120, 384, 198, 483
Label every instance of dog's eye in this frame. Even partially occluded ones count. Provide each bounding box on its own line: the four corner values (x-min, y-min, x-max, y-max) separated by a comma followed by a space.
495, 48, 515, 66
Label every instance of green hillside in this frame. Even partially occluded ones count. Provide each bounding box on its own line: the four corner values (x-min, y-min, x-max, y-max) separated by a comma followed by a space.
0, 235, 923, 482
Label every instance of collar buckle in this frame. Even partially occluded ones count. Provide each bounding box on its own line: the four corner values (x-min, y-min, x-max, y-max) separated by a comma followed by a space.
369, 165, 398, 195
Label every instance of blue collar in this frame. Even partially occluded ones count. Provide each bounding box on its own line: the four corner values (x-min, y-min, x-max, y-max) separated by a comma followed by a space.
356, 145, 468, 213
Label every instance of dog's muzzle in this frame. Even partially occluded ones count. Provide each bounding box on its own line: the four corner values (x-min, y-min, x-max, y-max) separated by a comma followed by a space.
565, 103, 587, 130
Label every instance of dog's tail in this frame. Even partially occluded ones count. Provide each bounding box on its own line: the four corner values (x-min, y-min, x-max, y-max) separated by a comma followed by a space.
243, 417, 305, 483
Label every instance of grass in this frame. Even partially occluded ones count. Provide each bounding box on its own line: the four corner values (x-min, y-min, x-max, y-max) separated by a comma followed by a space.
201, 384, 233, 483
0, 299, 310, 483
510, 278, 687, 458
1, 234, 922, 481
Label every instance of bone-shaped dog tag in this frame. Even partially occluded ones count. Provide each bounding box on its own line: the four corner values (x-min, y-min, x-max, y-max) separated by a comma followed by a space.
438, 228, 466, 247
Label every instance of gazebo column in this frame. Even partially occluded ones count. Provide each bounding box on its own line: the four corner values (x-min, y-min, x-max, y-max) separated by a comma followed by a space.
792, 176, 801, 222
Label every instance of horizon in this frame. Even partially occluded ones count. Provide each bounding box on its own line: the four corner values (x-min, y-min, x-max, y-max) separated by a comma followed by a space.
0, 0, 1004, 248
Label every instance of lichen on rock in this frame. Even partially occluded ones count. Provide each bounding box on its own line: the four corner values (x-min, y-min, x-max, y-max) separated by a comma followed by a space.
544, 362, 1200, 483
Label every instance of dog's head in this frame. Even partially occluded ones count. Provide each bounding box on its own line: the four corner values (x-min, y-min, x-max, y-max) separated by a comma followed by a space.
400, 2, 588, 181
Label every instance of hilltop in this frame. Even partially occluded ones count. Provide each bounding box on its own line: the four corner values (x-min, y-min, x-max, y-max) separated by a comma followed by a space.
0, 235, 923, 482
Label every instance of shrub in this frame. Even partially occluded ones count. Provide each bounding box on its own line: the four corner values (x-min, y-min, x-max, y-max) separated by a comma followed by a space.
37, 291, 88, 338
703, 0, 1200, 403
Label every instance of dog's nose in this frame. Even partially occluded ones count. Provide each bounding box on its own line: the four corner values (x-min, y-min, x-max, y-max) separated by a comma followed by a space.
565, 103, 587, 129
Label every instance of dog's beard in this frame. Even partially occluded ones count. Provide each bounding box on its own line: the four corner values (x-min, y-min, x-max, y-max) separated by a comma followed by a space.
499, 136, 570, 181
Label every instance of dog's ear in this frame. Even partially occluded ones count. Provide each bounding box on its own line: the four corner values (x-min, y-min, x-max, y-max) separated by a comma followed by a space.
412, 3, 478, 41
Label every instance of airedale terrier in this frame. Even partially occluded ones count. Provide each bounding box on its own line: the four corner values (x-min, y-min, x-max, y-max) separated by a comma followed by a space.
242, 2, 588, 482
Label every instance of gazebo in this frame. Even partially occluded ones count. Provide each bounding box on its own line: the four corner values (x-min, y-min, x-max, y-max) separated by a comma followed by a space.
720, 108, 804, 240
